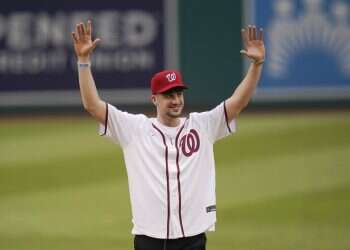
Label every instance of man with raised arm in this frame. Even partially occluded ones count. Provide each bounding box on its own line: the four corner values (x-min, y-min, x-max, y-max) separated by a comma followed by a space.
72, 20, 265, 250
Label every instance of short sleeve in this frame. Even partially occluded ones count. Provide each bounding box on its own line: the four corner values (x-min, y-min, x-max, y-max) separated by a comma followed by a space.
98, 103, 147, 147
192, 102, 236, 143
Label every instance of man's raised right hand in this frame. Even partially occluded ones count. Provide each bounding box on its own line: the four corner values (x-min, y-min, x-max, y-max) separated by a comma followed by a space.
71, 21, 101, 62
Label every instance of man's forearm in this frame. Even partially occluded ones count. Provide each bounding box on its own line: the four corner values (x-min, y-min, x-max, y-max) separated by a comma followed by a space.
77, 57, 102, 111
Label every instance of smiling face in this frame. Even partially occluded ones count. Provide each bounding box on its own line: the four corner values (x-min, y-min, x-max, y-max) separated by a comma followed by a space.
152, 87, 185, 120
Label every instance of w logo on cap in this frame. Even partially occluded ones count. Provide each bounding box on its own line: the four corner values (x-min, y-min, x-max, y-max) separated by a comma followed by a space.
151, 70, 187, 94
165, 72, 177, 82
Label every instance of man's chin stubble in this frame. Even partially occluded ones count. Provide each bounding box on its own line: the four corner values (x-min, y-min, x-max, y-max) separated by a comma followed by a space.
167, 111, 182, 118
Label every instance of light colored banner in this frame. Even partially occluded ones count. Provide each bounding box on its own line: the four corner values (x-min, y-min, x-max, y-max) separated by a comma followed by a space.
245, 0, 350, 102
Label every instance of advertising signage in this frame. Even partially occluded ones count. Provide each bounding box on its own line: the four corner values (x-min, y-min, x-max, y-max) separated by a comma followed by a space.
0, 0, 178, 107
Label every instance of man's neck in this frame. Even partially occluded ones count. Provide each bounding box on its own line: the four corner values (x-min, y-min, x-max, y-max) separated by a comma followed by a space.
157, 115, 180, 127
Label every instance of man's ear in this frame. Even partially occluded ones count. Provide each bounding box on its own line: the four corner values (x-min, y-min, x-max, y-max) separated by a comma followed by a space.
151, 95, 157, 106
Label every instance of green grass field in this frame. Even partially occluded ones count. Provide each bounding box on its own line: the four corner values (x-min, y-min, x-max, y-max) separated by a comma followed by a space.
1, 111, 349, 250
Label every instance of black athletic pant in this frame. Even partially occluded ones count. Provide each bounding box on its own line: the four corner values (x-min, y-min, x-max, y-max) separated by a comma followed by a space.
134, 233, 206, 250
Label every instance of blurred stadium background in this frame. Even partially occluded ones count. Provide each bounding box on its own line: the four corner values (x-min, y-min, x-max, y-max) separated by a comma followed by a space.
0, 0, 349, 249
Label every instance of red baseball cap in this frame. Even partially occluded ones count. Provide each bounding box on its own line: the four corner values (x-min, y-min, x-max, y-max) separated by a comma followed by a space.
151, 70, 188, 94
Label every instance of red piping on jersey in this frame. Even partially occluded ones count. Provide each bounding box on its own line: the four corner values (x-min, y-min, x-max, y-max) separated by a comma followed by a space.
101, 103, 109, 136
223, 101, 232, 133
175, 123, 186, 238
152, 124, 170, 239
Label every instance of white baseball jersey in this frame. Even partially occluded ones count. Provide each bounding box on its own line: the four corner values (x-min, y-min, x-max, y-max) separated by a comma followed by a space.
99, 102, 236, 239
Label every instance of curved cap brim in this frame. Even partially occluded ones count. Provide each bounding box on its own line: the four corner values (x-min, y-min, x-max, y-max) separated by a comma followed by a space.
154, 83, 188, 94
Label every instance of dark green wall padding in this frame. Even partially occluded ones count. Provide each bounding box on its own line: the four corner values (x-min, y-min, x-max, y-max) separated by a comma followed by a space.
179, 0, 243, 106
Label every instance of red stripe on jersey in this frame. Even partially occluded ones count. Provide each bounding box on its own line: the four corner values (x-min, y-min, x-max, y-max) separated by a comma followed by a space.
223, 101, 232, 133
175, 123, 186, 238
152, 124, 170, 239
101, 103, 109, 136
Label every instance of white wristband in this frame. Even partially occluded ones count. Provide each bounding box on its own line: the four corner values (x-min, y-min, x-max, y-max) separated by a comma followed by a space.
77, 62, 91, 68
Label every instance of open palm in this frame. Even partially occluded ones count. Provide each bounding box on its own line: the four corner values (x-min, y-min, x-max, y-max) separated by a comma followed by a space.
71, 21, 100, 59
240, 25, 265, 63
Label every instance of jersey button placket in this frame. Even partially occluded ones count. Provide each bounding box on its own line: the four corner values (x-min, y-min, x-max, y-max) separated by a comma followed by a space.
169, 143, 180, 238
170, 170, 178, 237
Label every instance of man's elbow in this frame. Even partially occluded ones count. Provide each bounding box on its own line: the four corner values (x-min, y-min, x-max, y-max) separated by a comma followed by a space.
82, 97, 102, 112
82, 100, 106, 123
226, 98, 249, 119
82, 101, 93, 112
84, 105, 100, 116
83, 102, 99, 115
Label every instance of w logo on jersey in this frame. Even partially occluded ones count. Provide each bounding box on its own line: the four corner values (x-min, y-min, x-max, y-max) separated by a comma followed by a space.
179, 129, 200, 157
